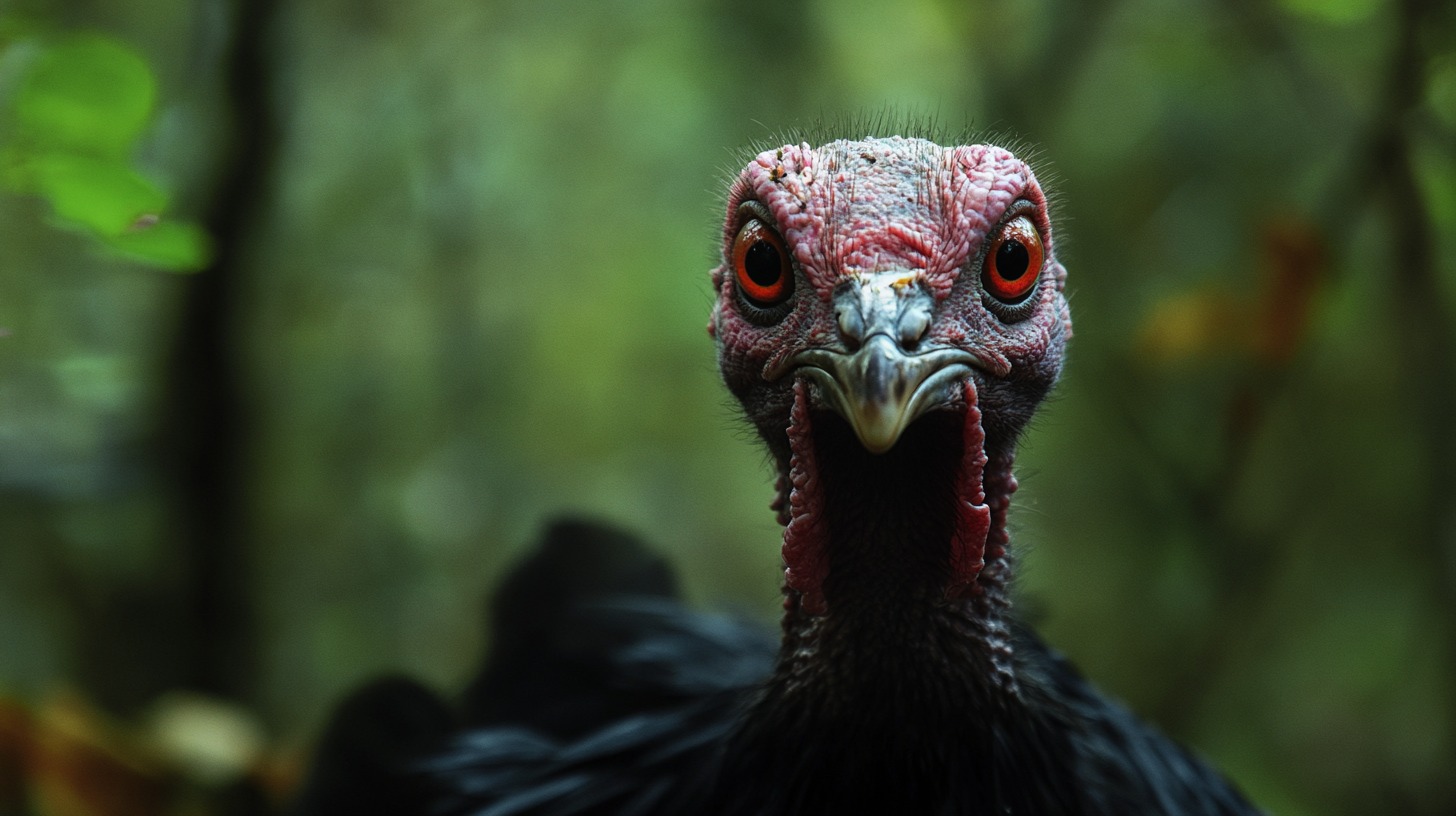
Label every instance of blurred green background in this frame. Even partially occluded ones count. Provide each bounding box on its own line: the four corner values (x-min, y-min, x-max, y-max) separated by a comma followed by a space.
1, 0, 1453, 813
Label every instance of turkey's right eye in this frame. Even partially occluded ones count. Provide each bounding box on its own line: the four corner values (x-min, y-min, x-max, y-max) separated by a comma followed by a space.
732, 219, 792, 307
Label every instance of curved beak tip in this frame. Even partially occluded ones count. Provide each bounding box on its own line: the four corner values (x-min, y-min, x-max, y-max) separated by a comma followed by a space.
854, 425, 902, 455
792, 339, 976, 455
787, 275, 978, 454
845, 402, 910, 454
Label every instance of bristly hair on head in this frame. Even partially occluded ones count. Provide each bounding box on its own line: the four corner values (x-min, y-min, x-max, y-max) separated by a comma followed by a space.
721, 108, 1045, 182
725, 106, 1045, 170
712, 107, 1061, 247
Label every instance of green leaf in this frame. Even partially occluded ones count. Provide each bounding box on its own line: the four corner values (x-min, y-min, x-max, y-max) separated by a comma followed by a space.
13, 34, 156, 156
18, 153, 167, 236
104, 220, 211, 272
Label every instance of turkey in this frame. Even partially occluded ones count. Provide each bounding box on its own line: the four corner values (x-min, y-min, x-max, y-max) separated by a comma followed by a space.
293, 135, 1262, 815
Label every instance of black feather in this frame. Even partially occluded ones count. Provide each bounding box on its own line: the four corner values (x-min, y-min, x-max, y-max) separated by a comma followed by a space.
287, 676, 454, 816
294, 517, 1259, 816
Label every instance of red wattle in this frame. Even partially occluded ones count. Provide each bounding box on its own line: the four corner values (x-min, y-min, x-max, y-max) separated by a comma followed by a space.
948, 380, 991, 598
782, 381, 828, 615
780, 378, 994, 613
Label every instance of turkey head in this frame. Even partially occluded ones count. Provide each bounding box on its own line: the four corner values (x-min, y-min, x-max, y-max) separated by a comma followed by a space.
710, 136, 1071, 617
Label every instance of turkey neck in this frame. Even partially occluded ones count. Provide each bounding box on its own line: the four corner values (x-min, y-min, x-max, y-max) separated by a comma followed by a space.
712, 410, 1023, 812
777, 408, 1018, 707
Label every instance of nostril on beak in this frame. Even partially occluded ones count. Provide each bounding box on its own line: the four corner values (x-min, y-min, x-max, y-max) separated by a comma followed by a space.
899, 307, 930, 351
836, 302, 865, 350
833, 273, 933, 353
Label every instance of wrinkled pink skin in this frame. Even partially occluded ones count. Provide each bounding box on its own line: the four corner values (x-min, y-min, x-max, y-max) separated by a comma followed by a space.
709, 137, 1071, 614
711, 138, 1068, 386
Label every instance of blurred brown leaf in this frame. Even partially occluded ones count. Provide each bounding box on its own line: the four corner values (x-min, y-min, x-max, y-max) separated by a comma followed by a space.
1136, 289, 1249, 363
1136, 216, 1327, 367
0, 690, 290, 816
29, 692, 169, 816
1254, 218, 1327, 365
0, 696, 31, 811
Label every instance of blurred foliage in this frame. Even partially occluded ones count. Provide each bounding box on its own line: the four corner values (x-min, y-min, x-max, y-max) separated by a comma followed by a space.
0, 0, 1453, 814
0, 691, 287, 816
0, 20, 209, 271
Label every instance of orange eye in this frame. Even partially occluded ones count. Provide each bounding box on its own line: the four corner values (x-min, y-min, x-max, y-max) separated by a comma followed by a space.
982, 216, 1044, 303
732, 218, 792, 307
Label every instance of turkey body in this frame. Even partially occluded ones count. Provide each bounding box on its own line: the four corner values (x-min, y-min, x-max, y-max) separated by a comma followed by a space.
293, 136, 1262, 816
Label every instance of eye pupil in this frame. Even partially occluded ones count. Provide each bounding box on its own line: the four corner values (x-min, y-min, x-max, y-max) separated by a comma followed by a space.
744, 240, 782, 287
996, 238, 1029, 281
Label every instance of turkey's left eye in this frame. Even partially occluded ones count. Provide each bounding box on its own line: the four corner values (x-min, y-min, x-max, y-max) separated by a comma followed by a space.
983, 216, 1044, 304
732, 219, 792, 307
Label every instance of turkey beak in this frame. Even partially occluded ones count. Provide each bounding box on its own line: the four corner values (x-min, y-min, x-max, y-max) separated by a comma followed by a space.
785, 273, 977, 453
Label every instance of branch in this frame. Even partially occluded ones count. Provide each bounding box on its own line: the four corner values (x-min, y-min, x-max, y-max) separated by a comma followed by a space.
158, 0, 279, 701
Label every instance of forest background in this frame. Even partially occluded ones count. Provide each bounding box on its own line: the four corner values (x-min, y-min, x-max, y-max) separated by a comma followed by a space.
1, 0, 1453, 813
